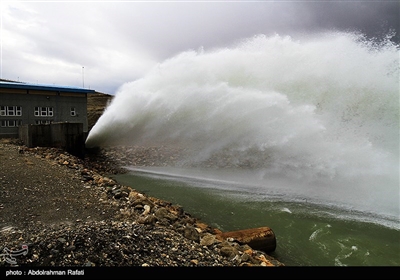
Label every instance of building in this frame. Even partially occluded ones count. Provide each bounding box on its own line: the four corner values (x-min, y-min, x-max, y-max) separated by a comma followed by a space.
0, 80, 95, 138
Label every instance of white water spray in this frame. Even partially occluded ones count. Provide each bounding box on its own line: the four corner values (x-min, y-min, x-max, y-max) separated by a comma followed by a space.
86, 32, 399, 221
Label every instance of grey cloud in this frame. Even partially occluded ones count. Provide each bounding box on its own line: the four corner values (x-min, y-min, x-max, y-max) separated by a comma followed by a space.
2, 1, 398, 94
293, 1, 399, 42
105, 1, 399, 60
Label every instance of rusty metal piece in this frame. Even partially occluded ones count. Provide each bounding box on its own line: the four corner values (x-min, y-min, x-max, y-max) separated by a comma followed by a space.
216, 226, 276, 253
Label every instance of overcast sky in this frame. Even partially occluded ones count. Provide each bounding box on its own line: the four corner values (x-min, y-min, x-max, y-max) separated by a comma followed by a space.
1, 0, 399, 94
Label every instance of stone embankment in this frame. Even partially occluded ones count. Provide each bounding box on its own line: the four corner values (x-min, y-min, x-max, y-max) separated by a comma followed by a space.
0, 140, 284, 267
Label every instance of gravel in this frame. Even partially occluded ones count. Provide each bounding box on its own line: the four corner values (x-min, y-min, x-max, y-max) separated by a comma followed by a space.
0, 138, 284, 269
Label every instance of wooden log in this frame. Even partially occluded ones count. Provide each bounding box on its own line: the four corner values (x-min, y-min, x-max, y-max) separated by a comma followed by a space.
216, 226, 276, 253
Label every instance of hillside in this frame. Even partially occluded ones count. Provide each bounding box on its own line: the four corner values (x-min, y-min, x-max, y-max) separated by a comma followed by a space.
87, 92, 113, 131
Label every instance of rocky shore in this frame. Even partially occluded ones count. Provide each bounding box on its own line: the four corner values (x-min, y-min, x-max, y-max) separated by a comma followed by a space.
0, 138, 284, 271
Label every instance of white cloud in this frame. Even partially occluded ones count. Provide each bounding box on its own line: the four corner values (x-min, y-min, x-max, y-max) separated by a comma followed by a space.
1, 1, 158, 92
1, 1, 398, 94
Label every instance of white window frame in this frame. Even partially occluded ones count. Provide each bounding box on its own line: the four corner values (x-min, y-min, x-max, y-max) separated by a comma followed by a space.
1, 120, 22, 127
8, 106, 15, 116
70, 107, 77, 116
34, 120, 52, 125
34, 107, 53, 117
16, 106, 22, 116
0, 106, 22, 116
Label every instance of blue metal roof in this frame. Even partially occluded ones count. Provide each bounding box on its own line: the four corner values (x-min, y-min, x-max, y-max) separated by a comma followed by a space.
0, 81, 96, 94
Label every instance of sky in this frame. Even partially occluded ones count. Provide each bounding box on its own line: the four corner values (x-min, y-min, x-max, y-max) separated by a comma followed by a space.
1, 0, 399, 95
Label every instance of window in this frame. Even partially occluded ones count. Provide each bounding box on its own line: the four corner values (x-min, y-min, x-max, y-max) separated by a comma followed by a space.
34, 120, 52, 125
70, 107, 76, 116
0, 106, 22, 116
41, 107, 47, 116
1, 120, 22, 127
34, 107, 53, 117
8, 106, 14, 116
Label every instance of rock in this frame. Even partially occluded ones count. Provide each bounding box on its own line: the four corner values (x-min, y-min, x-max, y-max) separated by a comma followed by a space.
0, 140, 285, 267
154, 207, 178, 221
142, 205, 151, 215
182, 226, 200, 242
200, 233, 217, 246
220, 246, 239, 258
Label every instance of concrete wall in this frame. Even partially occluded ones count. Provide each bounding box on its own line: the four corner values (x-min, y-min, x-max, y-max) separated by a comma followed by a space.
19, 124, 51, 148
19, 122, 85, 158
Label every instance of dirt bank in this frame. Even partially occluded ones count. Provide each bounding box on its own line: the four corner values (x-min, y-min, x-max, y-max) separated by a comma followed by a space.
0, 138, 284, 271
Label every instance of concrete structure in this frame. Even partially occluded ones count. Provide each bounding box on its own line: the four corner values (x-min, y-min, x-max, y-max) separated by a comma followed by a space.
0, 80, 95, 138
19, 122, 85, 158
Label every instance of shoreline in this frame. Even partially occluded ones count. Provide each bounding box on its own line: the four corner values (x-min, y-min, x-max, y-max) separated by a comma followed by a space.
0, 138, 284, 267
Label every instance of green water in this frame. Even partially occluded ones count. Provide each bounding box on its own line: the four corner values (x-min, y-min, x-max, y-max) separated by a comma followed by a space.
113, 172, 400, 267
